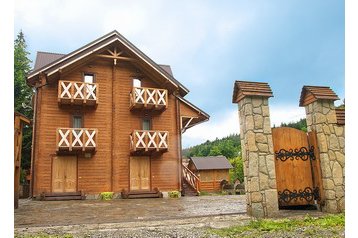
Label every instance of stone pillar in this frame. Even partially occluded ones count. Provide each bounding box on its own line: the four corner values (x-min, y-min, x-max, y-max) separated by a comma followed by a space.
300, 86, 345, 213
233, 81, 279, 218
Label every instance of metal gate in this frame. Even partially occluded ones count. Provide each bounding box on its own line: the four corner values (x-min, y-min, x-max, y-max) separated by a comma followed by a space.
272, 127, 324, 207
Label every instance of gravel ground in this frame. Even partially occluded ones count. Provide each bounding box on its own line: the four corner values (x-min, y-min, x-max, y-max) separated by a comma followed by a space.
15, 214, 249, 238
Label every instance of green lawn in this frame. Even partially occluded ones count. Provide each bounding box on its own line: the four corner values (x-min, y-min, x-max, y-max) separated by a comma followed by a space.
210, 213, 344, 238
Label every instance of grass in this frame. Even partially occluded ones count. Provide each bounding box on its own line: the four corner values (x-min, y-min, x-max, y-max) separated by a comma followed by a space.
210, 213, 344, 238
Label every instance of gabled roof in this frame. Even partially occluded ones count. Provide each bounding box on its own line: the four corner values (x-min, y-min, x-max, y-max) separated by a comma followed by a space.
232, 80, 273, 103
33, 51, 66, 71
190, 156, 233, 170
299, 86, 339, 106
33, 51, 174, 77
27, 30, 189, 96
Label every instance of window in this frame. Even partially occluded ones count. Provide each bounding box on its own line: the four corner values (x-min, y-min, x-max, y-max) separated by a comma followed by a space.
142, 118, 151, 130
133, 78, 141, 87
84, 73, 94, 84
72, 115, 83, 128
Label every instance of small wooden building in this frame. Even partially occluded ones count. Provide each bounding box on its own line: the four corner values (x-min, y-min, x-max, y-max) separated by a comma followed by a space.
188, 156, 233, 192
14, 112, 31, 208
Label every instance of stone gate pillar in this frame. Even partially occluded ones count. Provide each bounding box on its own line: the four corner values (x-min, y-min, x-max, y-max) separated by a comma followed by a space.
300, 86, 345, 213
232, 81, 279, 218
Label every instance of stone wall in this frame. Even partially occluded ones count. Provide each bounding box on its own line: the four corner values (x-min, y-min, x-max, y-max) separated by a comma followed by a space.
238, 96, 278, 217
305, 100, 345, 212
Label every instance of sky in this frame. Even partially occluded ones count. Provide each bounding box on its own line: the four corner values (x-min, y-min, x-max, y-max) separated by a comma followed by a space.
14, 0, 345, 148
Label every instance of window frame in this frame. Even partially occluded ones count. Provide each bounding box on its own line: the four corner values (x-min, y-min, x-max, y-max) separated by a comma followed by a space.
83, 72, 96, 84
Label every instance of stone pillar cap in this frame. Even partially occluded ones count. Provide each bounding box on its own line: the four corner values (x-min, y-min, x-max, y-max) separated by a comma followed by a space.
299, 85, 340, 107
232, 80, 273, 103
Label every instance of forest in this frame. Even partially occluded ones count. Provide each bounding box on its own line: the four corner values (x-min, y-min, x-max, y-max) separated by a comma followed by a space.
183, 119, 308, 183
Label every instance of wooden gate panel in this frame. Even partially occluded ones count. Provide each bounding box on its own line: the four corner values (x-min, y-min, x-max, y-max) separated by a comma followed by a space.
272, 127, 314, 206
308, 130, 324, 204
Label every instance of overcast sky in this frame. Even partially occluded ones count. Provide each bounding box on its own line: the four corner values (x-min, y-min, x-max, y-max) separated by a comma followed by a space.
14, 0, 345, 148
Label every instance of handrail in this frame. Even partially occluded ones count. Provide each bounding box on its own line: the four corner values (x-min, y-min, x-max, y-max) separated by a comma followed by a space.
58, 80, 99, 103
130, 86, 168, 109
130, 130, 169, 151
56, 128, 97, 151
182, 164, 200, 193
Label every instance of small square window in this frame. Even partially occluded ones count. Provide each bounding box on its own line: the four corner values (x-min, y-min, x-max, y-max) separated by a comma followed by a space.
84, 73, 94, 84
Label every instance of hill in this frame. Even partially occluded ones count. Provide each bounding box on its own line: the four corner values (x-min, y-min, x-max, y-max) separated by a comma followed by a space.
183, 134, 241, 159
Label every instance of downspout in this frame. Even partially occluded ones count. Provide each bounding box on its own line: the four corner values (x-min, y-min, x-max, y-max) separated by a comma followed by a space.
175, 92, 182, 192
30, 75, 47, 197
29, 87, 38, 198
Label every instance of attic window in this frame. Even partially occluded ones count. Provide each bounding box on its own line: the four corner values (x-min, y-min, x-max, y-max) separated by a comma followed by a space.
133, 78, 141, 88
84, 73, 95, 83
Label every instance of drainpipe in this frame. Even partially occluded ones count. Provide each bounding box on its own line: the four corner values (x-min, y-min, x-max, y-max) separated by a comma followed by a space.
175, 92, 182, 192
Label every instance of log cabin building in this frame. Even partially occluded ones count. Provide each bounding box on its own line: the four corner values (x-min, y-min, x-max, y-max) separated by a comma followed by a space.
27, 30, 209, 199
188, 156, 233, 192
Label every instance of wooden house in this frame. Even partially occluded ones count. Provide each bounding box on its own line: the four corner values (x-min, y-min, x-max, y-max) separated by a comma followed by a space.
188, 156, 233, 192
26, 31, 209, 199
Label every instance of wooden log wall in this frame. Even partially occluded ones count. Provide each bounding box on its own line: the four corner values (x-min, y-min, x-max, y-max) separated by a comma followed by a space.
32, 59, 182, 196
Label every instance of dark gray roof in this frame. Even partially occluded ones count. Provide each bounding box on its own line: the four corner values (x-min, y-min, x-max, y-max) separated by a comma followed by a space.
33, 51, 65, 71
158, 64, 173, 76
33, 51, 174, 77
27, 30, 189, 96
190, 156, 233, 170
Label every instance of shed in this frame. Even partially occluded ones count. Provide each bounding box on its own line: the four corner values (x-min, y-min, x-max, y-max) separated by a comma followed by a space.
188, 156, 233, 192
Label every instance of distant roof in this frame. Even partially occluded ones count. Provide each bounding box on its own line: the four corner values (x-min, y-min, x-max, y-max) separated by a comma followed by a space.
33, 51, 65, 71
335, 108, 345, 125
190, 156, 233, 170
299, 86, 340, 107
232, 80, 273, 103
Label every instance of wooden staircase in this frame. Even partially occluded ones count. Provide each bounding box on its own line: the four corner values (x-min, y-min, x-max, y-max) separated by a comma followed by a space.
121, 188, 163, 199
181, 165, 200, 196
40, 191, 85, 201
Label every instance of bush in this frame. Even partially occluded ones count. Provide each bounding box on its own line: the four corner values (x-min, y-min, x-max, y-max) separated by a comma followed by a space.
168, 191, 180, 198
229, 156, 244, 183
99, 192, 114, 200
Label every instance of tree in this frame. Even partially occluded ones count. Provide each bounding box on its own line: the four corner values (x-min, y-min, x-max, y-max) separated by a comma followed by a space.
14, 30, 33, 171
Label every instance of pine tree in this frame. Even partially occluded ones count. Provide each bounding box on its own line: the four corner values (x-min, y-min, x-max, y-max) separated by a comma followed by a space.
14, 30, 33, 173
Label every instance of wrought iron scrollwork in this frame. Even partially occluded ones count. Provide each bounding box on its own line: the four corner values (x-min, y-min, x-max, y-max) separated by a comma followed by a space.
278, 187, 320, 204
275, 146, 315, 162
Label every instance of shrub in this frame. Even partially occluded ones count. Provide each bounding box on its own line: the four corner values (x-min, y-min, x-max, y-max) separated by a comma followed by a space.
168, 191, 180, 198
100, 192, 114, 200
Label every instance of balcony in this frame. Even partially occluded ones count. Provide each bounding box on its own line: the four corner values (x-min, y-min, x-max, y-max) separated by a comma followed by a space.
58, 80, 98, 107
56, 128, 97, 153
130, 130, 168, 154
129, 87, 167, 111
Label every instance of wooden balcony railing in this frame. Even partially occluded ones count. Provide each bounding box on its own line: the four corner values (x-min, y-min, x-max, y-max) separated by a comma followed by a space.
56, 128, 97, 153
130, 130, 168, 153
129, 87, 168, 111
58, 80, 98, 106
182, 165, 200, 193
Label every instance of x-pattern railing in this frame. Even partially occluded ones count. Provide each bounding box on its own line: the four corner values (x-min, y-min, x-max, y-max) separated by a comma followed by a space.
182, 165, 200, 193
58, 80, 98, 104
130, 130, 169, 152
130, 86, 168, 109
57, 128, 97, 151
